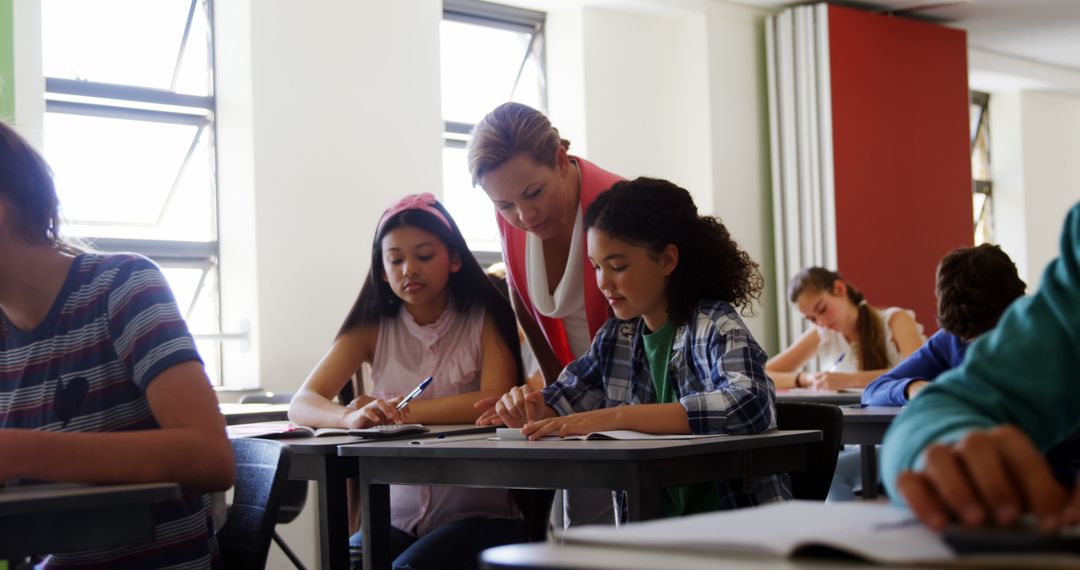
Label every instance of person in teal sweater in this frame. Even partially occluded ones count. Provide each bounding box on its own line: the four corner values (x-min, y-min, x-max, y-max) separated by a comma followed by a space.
881, 201, 1080, 533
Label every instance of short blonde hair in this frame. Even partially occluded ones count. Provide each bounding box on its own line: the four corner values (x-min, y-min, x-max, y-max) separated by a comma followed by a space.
466, 102, 570, 186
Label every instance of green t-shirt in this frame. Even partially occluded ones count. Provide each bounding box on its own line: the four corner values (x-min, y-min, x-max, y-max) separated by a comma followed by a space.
642, 322, 722, 517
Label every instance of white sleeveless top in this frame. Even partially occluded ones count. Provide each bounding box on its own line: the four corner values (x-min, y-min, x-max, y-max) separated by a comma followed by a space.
525, 208, 592, 358
815, 306, 926, 372
371, 302, 518, 536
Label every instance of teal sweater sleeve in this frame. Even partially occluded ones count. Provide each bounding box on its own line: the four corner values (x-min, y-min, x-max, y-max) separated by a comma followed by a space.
881, 203, 1080, 503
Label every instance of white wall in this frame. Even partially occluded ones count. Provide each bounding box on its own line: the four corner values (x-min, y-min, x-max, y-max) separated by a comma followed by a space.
11, 0, 43, 147
704, 1, 777, 352
972, 45, 1080, 291
989, 90, 1080, 289
551, 0, 776, 351
214, 1, 443, 566
224, 0, 445, 397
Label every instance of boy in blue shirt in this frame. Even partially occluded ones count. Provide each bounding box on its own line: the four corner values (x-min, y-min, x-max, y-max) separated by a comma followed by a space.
863, 244, 1026, 406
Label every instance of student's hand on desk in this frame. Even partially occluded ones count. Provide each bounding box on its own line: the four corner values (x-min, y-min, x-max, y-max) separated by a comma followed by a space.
897, 425, 1080, 533
523, 408, 616, 440
344, 396, 407, 428
473, 386, 553, 428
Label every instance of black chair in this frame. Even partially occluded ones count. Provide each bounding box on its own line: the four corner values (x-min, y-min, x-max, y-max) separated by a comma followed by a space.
238, 392, 309, 569
775, 402, 843, 501
219, 438, 292, 569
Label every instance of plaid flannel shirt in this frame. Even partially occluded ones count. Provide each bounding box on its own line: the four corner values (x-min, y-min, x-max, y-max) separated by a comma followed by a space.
542, 299, 792, 508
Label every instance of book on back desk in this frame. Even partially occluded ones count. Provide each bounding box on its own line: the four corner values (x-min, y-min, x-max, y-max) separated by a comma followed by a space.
227, 421, 428, 439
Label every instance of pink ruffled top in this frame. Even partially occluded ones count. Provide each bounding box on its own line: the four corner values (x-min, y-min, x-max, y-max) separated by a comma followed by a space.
371, 301, 518, 536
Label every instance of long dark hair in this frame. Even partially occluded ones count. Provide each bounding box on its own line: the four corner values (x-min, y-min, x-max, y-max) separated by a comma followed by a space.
0, 121, 80, 254
583, 177, 764, 327
788, 267, 888, 371
340, 199, 524, 384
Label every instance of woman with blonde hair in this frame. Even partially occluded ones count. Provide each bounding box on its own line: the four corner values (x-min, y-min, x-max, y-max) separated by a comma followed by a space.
467, 102, 624, 526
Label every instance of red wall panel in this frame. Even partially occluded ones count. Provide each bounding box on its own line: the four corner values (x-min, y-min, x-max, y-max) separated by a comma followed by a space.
828, 5, 972, 335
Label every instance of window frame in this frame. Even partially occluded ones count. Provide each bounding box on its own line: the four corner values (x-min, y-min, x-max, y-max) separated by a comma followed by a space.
971, 90, 993, 245
42, 0, 225, 382
441, 0, 546, 261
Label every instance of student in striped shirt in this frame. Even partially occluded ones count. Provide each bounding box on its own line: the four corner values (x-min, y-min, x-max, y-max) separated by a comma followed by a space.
0, 120, 234, 568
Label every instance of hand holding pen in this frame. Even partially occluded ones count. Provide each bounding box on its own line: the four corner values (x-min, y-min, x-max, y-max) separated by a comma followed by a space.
345, 376, 432, 428
807, 352, 847, 391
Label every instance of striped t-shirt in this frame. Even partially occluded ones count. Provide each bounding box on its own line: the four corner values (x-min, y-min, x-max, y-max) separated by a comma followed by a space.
0, 253, 222, 569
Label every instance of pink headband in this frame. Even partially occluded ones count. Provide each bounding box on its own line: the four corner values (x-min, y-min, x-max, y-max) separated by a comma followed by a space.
375, 193, 452, 237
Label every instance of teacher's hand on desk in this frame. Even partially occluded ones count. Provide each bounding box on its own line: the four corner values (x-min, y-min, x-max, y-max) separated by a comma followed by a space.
474, 385, 556, 428
897, 424, 1080, 533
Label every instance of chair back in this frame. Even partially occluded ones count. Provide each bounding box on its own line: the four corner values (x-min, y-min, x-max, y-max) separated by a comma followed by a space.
219, 438, 292, 569
775, 402, 843, 501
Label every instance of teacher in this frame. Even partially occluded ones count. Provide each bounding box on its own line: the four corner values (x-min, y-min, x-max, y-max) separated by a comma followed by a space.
467, 102, 624, 527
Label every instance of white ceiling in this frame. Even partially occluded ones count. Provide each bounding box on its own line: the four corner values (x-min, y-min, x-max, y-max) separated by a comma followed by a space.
734, 0, 1080, 72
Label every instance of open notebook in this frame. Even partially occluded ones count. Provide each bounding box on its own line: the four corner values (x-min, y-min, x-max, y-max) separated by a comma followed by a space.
494, 428, 725, 441
562, 501, 950, 564
560, 501, 1080, 565
227, 421, 428, 439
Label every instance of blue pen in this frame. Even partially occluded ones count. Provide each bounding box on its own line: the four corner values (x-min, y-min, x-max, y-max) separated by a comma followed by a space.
825, 351, 846, 373
396, 376, 433, 410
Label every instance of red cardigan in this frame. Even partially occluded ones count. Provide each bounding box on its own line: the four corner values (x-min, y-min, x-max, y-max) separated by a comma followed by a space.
497, 156, 624, 366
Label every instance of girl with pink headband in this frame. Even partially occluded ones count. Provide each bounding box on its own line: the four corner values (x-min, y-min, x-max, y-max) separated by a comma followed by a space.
289, 193, 527, 569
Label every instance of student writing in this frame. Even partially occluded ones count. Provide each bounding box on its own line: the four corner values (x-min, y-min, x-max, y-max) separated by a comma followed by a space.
287, 193, 526, 570
476, 177, 791, 516
766, 267, 926, 391
0, 121, 234, 568
863, 244, 1026, 406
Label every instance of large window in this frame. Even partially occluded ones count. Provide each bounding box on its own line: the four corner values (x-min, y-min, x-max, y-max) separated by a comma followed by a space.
42, 0, 224, 383
440, 0, 546, 254
971, 91, 993, 245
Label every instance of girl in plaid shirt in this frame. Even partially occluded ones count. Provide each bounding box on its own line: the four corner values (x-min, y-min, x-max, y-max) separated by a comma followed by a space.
477, 178, 790, 514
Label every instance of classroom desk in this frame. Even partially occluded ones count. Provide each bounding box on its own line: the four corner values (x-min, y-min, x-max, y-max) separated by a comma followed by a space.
0, 482, 180, 561
480, 542, 914, 570
229, 424, 494, 570
840, 405, 902, 500
776, 388, 862, 405
341, 430, 821, 570
219, 402, 291, 425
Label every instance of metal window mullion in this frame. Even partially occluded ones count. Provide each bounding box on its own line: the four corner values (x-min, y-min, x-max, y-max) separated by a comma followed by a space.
82, 237, 218, 262
508, 30, 540, 101
46, 99, 208, 126
45, 78, 213, 110
443, 0, 544, 33
171, 0, 199, 92
155, 124, 206, 225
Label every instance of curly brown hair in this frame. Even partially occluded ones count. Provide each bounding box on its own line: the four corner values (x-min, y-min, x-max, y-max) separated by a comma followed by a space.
936, 244, 1025, 340
583, 177, 763, 326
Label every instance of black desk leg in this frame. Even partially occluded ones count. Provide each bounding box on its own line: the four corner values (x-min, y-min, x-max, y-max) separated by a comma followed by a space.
316, 458, 352, 570
861, 444, 878, 500
360, 481, 391, 570
624, 486, 662, 522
